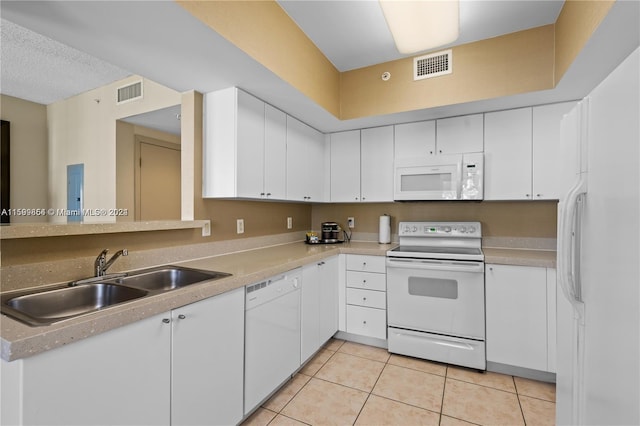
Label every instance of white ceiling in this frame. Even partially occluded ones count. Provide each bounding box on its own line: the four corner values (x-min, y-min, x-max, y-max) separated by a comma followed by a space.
1, 1, 638, 133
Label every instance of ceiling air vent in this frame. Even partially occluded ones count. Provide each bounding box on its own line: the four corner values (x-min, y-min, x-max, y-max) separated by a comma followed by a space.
116, 80, 143, 104
414, 49, 452, 81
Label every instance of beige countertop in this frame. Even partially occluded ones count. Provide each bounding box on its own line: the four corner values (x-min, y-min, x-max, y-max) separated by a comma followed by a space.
1, 241, 392, 362
1, 240, 555, 362
483, 248, 556, 268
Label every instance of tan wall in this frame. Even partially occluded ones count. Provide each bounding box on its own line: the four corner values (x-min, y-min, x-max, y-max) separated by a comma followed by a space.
340, 25, 555, 119
46, 76, 182, 223
176, 0, 341, 117
0, 95, 48, 223
555, 0, 615, 83
312, 201, 557, 239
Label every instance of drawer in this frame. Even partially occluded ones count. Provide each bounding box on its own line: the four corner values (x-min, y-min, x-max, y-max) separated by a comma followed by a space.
346, 288, 386, 309
346, 255, 386, 274
346, 271, 386, 291
346, 305, 387, 340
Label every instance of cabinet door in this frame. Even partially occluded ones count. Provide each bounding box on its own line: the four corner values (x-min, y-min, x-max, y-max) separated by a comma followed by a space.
236, 90, 266, 198
546, 268, 557, 373
172, 288, 244, 426
484, 108, 533, 200
301, 262, 321, 362
286, 116, 325, 202
318, 256, 339, 343
394, 121, 436, 158
330, 130, 361, 202
264, 104, 287, 199
486, 264, 547, 371
532, 102, 577, 200
361, 126, 394, 202
436, 114, 483, 154
19, 313, 171, 426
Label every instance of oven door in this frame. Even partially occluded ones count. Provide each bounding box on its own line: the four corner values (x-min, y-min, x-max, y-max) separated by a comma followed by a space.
386, 257, 485, 340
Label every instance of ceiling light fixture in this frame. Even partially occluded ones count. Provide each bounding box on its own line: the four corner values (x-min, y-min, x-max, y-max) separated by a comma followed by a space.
379, 0, 460, 54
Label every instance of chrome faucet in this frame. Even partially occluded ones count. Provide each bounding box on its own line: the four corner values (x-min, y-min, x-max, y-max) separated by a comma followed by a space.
95, 248, 128, 277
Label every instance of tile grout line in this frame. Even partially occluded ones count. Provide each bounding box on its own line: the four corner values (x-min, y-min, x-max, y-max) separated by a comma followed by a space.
514, 375, 528, 426
351, 352, 393, 425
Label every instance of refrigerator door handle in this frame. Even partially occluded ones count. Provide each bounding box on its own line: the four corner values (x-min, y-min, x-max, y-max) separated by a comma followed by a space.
558, 175, 587, 322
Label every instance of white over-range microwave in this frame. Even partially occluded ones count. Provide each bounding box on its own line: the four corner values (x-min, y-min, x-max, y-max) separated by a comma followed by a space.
394, 153, 484, 201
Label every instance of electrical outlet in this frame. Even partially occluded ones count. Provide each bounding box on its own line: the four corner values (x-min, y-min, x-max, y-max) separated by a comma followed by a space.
287, 217, 293, 229
236, 219, 244, 234
347, 217, 355, 228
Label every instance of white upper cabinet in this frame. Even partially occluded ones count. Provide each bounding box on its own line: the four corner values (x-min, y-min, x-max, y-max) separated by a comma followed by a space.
203, 88, 286, 200
330, 130, 361, 202
532, 102, 578, 200
361, 126, 394, 202
286, 116, 326, 202
484, 107, 533, 200
394, 120, 436, 159
436, 114, 484, 154
485, 103, 577, 200
329, 126, 394, 203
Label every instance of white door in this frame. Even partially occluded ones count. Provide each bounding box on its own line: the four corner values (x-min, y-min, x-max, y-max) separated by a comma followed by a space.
264, 104, 286, 199
236, 90, 265, 198
532, 102, 577, 199
286, 117, 325, 202
171, 289, 244, 426
394, 120, 436, 158
436, 114, 483, 154
330, 130, 360, 202
301, 262, 321, 362
20, 313, 171, 426
485, 264, 547, 371
361, 126, 394, 202
318, 256, 339, 343
484, 107, 533, 200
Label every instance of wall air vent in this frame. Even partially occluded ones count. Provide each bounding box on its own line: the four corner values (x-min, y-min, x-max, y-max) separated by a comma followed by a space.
414, 49, 452, 81
116, 80, 143, 104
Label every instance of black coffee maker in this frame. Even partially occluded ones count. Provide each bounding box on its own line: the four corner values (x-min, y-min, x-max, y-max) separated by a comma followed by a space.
320, 222, 341, 243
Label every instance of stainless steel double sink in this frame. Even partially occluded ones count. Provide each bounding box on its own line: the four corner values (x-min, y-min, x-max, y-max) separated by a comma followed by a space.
0, 266, 231, 326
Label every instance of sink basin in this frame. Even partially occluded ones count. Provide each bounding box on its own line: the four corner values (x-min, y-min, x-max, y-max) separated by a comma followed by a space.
112, 266, 231, 292
1, 266, 231, 326
1, 283, 148, 326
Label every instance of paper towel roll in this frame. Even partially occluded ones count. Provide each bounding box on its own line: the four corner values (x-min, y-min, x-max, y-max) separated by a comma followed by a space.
379, 215, 391, 244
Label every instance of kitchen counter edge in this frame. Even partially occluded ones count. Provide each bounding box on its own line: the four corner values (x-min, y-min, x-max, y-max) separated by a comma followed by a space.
0, 241, 391, 362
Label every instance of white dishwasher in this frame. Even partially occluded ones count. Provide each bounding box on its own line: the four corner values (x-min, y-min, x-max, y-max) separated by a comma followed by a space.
244, 268, 301, 415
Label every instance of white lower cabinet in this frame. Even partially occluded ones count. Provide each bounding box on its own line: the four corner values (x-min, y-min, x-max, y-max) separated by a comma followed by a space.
345, 255, 387, 340
301, 256, 339, 363
486, 264, 556, 372
1, 288, 245, 426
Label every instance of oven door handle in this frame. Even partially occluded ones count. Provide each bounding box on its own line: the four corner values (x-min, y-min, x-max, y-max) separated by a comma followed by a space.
386, 257, 484, 273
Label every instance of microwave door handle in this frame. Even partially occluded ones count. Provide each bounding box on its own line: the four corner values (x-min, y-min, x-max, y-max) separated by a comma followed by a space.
386, 258, 484, 273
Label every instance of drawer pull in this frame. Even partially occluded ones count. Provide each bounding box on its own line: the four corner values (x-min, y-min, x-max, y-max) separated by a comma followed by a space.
362, 297, 367, 301
162, 318, 170, 324
363, 320, 367, 325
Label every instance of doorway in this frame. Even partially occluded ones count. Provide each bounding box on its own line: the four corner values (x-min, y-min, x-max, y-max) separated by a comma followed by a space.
135, 136, 181, 221
67, 164, 84, 222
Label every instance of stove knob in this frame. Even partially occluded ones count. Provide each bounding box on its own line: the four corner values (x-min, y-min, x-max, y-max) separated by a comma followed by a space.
459, 226, 466, 233
412, 226, 418, 232
444, 226, 451, 233
469, 226, 476, 234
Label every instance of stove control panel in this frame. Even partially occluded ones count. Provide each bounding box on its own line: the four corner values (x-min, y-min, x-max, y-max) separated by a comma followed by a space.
398, 222, 482, 238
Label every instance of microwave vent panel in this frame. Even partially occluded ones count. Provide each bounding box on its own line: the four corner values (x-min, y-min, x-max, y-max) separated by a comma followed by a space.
117, 81, 143, 104
414, 50, 452, 80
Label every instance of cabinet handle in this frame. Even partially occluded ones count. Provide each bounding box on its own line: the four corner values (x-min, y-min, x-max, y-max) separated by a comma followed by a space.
429, 151, 433, 155
525, 194, 531, 198
266, 193, 271, 197
363, 321, 367, 325
536, 194, 542, 198
178, 314, 186, 320
162, 318, 170, 324
362, 280, 367, 285
439, 150, 442, 154
260, 192, 265, 196
489, 267, 493, 271
362, 197, 366, 201
362, 297, 367, 301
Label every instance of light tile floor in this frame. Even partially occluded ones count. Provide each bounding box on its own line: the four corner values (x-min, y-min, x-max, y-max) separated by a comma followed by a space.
243, 339, 556, 426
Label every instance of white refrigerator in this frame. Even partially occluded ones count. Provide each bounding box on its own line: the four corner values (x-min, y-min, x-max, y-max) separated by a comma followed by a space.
556, 47, 639, 425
